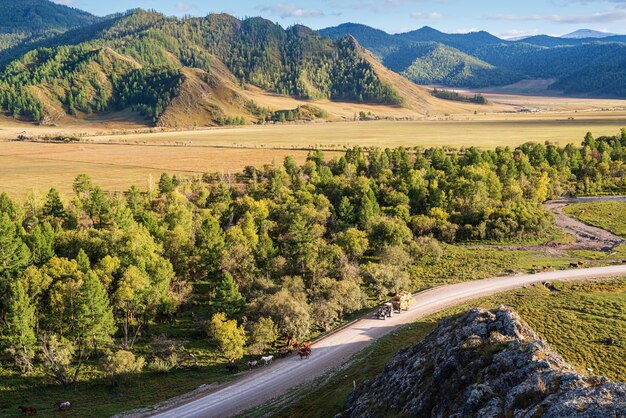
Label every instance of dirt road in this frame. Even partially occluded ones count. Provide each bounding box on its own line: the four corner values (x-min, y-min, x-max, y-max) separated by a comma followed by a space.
144, 265, 626, 418
544, 199, 625, 251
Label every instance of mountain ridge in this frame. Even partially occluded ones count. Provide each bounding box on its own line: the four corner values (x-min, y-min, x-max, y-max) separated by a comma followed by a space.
0, 9, 468, 127
319, 23, 626, 94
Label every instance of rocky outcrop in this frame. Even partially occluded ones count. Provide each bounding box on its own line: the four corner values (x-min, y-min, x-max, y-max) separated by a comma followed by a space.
342, 308, 626, 417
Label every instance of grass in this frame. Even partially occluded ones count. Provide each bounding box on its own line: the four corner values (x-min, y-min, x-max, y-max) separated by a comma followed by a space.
269, 278, 626, 418
0, 142, 334, 197
409, 243, 626, 289
85, 115, 626, 150
565, 201, 626, 238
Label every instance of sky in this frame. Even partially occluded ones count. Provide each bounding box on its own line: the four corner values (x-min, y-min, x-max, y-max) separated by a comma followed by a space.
52, 0, 626, 38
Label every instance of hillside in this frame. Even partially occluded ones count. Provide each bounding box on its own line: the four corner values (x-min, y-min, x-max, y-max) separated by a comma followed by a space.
384, 42, 519, 87
320, 24, 626, 96
0, 0, 99, 51
343, 307, 626, 417
0, 10, 457, 127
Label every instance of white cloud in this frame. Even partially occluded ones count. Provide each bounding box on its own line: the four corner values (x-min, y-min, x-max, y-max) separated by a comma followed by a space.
488, 7, 626, 24
411, 12, 442, 19
454, 27, 479, 34
259, 3, 325, 19
498, 28, 542, 39
52, 0, 79, 6
176, 2, 194, 12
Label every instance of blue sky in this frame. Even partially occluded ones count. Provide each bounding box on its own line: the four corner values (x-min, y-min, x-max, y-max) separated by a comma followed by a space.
53, 0, 626, 38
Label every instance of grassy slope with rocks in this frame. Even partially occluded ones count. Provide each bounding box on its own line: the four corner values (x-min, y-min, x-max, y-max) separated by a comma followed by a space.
272, 279, 626, 418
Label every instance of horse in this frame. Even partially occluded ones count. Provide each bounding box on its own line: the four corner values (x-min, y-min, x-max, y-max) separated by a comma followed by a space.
278, 347, 292, 358
226, 363, 239, 373
18, 406, 37, 414
261, 355, 273, 365
54, 401, 71, 411
298, 348, 311, 360
247, 360, 258, 369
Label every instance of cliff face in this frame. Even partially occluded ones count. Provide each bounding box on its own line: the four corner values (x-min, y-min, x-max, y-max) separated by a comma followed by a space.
343, 308, 626, 418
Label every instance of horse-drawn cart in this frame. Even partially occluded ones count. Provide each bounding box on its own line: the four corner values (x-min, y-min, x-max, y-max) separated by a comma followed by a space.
375, 302, 394, 320
391, 291, 413, 313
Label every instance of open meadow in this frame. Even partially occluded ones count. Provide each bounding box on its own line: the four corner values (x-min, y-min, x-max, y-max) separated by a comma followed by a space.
1, 105, 626, 196
81, 110, 626, 149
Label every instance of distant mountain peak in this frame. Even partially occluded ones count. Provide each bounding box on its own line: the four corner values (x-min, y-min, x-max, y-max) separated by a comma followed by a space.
562, 29, 617, 39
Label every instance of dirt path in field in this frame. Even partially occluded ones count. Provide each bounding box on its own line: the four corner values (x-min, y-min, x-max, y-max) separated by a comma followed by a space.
464, 197, 626, 255
126, 265, 626, 418
543, 199, 625, 252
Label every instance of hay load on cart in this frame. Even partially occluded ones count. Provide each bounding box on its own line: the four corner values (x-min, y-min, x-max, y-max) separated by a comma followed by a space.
391, 291, 413, 313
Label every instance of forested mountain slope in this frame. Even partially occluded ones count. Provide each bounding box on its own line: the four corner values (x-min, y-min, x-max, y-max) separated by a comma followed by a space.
0, 10, 456, 126
0, 0, 99, 51
320, 24, 626, 95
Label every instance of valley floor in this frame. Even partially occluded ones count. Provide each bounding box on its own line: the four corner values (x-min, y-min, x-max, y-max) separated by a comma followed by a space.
1, 107, 626, 197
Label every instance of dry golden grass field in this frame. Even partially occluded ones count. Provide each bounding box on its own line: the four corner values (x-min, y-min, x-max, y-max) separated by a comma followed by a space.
83, 111, 626, 149
1, 93, 625, 197
0, 142, 339, 196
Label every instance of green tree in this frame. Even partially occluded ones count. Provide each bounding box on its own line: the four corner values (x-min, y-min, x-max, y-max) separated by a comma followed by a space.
247, 317, 278, 355
158, 173, 175, 194
43, 188, 66, 223
336, 227, 369, 259
0, 213, 30, 279
102, 350, 145, 385
210, 272, 246, 319
26, 222, 54, 266
208, 312, 246, 364
5, 280, 37, 373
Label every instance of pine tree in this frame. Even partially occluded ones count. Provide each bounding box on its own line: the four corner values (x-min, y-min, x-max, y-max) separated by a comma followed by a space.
0, 213, 31, 280
76, 249, 90, 273
5, 280, 37, 373
43, 188, 66, 223
79, 271, 115, 357
210, 272, 245, 319
158, 173, 175, 194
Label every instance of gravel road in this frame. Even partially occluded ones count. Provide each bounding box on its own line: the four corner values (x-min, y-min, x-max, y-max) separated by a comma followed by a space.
146, 265, 626, 418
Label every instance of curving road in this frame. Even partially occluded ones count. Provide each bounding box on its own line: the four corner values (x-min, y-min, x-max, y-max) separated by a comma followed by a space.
146, 265, 626, 418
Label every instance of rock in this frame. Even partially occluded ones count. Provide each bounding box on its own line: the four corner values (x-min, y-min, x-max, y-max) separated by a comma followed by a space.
341, 308, 626, 418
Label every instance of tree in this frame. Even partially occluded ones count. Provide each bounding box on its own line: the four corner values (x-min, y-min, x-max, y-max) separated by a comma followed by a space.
209, 272, 246, 319
158, 173, 175, 194
5, 280, 37, 373
196, 215, 226, 277
361, 261, 411, 300
46, 259, 115, 382
260, 286, 312, 341
25, 222, 54, 266
368, 217, 412, 252
114, 266, 151, 349
72, 174, 93, 197
79, 271, 115, 357
247, 317, 278, 355
208, 312, 246, 364
85, 187, 111, 228
0, 213, 30, 280
102, 350, 145, 385
336, 228, 369, 259
43, 188, 66, 223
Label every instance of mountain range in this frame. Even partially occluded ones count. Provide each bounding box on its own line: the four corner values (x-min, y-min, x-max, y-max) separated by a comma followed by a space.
1, 0, 626, 128
319, 23, 626, 96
